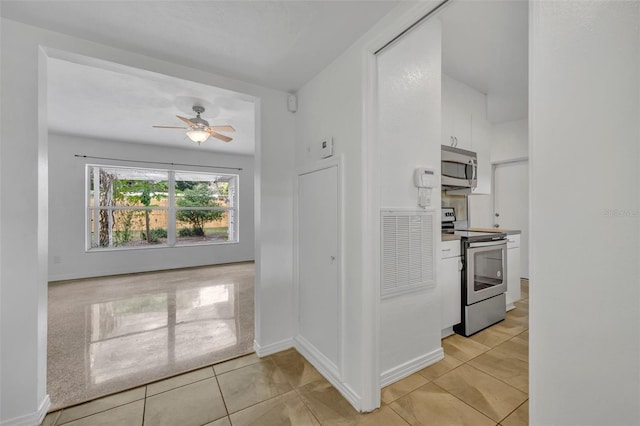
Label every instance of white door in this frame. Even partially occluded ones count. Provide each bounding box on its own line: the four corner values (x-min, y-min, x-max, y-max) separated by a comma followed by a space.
298, 165, 339, 368
494, 161, 529, 278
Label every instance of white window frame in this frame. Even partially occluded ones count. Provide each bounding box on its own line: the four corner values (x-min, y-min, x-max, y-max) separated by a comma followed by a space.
85, 164, 239, 251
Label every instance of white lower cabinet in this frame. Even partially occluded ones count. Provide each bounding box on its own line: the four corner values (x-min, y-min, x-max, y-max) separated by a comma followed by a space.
506, 234, 521, 309
440, 240, 462, 334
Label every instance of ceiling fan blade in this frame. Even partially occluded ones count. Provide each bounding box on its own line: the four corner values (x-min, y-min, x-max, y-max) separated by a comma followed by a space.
208, 131, 233, 143
207, 125, 235, 133
152, 125, 188, 129
176, 115, 196, 127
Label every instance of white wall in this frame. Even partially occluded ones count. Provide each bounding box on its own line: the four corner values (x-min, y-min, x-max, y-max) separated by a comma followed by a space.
530, 2, 640, 425
1, 18, 295, 425
294, 33, 367, 407
492, 119, 528, 163
294, 1, 444, 411
377, 19, 442, 381
48, 133, 255, 281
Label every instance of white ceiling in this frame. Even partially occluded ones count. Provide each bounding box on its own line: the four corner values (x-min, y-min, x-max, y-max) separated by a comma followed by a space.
2, 0, 528, 153
47, 58, 257, 155
1, 0, 400, 93
440, 0, 528, 123
2, 0, 400, 154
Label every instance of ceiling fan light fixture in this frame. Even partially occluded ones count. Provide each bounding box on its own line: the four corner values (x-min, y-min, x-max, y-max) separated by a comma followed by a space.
186, 129, 210, 144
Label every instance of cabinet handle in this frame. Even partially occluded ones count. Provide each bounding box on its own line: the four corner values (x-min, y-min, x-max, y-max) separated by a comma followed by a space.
454, 137, 458, 147
450, 136, 455, 147
442, 248, 451, 251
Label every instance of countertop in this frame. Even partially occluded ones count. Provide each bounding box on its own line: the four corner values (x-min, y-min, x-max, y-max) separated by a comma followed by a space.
466, 227, 521, 235
441, 228, 521, 242
442, 233, 461, 242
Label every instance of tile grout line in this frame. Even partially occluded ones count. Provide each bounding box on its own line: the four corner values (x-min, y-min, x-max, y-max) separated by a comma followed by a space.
497, 397, 529, 424
292, 386, 323, 425
462, 362, 528, 397
429, 380, 499, 424
141, 386, 147, 426
384, 396, 418, 425
213, 375, 232, 422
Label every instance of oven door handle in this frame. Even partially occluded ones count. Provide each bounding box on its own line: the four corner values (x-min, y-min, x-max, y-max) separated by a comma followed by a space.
468, 240, 506, 248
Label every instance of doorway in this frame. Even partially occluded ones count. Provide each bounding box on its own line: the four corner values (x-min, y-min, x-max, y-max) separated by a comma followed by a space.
44, 50, 261, 410
493, 160, 529, 278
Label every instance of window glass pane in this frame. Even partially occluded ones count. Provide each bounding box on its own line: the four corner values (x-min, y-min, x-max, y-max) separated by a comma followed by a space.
176, 210, 230, 245
90, 166, 168, 207
174, 172, 235, 208
90, 209, 168, 248
87, 166, 238, 250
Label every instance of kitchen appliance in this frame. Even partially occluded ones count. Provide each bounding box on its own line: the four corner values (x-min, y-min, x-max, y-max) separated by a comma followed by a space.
441, 145, 477, 190
452, 230, 508, 336
441, 207, 456, 233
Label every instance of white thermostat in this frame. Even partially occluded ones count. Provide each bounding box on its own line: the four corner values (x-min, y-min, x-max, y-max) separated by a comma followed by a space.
320, 137, 334, 159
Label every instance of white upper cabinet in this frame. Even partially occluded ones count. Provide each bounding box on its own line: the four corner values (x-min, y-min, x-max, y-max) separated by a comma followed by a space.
442, 95, 472, 150
441, 74, 491, 194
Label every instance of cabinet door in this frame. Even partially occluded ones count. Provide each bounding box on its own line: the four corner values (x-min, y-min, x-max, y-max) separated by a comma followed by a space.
472, 149, 491, 194
506, 246, 521, 309
440, 256, 461, 329
442, 97, 455, 146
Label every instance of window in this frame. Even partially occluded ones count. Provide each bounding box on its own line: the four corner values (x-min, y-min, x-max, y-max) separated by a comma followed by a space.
86, 165, 238, 250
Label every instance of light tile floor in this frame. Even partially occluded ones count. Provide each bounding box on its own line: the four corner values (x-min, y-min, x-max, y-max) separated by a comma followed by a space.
47, 262, 255, 410
44, 279, 529, 426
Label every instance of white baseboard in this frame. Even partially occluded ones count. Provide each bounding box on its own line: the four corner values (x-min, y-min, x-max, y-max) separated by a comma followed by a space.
380, 348, 444, 387
506, 303, 515, 311
1, 394, 50, 426
253, 338, 294, 357
294, 335, 362, 411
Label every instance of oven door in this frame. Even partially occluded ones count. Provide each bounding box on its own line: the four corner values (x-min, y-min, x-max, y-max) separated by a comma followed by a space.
466, 240, 507, 304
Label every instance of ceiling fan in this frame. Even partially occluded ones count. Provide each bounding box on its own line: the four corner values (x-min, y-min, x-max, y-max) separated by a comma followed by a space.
153, 106, 235, 144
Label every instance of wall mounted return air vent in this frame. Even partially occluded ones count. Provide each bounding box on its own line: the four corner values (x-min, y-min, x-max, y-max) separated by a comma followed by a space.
381, 210, 436, 298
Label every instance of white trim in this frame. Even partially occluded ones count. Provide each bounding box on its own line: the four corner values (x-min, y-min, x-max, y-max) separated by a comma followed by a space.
492, 157, 529, 167
0, 395, 50, 426
253, 338, 294, 357
294, 335, 364, 411
380, 348, 444, 387
295, 335, 340, 379
360, 29, 382, 416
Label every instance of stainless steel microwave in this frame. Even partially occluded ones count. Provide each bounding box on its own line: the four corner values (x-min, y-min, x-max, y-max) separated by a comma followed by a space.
441, 145, 477, 190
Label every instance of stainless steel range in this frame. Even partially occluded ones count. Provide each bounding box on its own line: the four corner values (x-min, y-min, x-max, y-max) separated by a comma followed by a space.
454, 231, 508, 336
442, 208, 508, 336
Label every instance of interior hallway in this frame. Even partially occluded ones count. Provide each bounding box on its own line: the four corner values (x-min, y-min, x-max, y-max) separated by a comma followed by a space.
43, 280, 529, 425
47, 262, 255, 410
